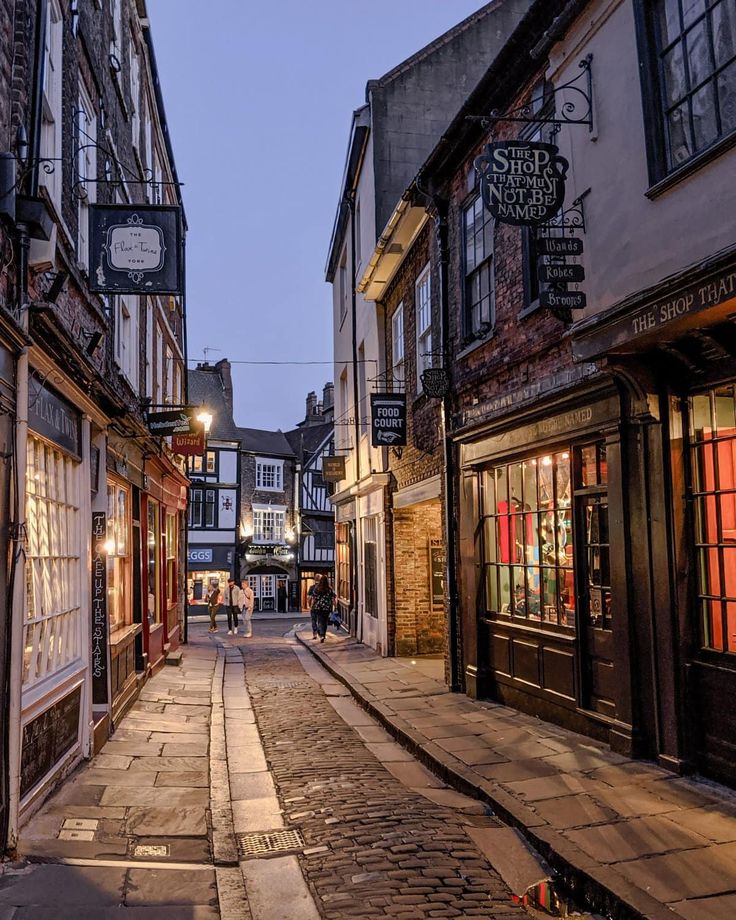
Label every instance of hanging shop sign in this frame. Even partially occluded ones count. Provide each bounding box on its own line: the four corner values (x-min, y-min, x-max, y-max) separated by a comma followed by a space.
322, 455, 346, 482
89, 204, 183, 294
29, 376, 82, 459
147, 408, 197, 437
172, 429, 206, 456
539, 263, 585, 284
421, 367, 450, 399
474, 141, 568, 227
538, 236, 584, 256
541, 289, 587, 311
370, 393, 407, 447
243, 544, 293, 558
91, 511, 109, 706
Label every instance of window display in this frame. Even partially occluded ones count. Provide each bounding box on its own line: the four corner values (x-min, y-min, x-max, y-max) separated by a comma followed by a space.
24, 436, 82, 686
166, 512, 177, 604
690, 386, 736, 651
147, 498, 160, 624
106, 480, 130, 634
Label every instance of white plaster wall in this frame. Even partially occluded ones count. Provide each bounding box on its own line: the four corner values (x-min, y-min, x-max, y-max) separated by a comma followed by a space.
550, 0, 736, 320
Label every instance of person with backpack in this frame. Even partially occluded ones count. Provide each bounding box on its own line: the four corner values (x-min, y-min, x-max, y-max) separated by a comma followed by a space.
310, 575, 336, 643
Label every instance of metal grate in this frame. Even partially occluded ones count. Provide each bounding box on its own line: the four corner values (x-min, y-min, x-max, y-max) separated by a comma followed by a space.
236, 829, 305, 859
134, 844, 170, 858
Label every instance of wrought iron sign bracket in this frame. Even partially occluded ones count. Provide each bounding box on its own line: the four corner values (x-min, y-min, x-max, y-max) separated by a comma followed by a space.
467, 55, 594, 134
538, 189, 589, 234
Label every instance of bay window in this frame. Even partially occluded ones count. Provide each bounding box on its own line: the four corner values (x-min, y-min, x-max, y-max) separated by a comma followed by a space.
24, 436, 82, 687
253, 507, 285, 543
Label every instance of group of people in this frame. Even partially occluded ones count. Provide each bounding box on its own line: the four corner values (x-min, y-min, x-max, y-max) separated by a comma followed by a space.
206, 578, 254, 637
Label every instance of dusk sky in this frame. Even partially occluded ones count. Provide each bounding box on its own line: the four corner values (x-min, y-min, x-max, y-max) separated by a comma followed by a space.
149, 1, 484, 432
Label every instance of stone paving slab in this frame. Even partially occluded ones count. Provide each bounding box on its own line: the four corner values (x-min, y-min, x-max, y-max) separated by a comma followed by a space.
298, 627, 736, 920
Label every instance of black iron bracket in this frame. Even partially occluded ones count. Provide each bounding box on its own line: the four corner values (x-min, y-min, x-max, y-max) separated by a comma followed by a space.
467, 55, 594, 134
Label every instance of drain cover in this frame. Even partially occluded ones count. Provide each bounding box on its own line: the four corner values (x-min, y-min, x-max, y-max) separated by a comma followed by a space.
134, 844, 170, 858
236, 829, 305, 859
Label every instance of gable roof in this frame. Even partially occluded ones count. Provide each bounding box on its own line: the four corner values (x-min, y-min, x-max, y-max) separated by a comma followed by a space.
187, 366, 239, 440
237, 427, 295, 457
285, 421, 333, 460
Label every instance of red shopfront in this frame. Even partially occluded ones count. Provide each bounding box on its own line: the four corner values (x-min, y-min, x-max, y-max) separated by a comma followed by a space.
142, 457, 187, 670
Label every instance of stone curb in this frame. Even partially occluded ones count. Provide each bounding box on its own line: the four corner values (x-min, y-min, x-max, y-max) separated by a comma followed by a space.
295, 630, 673, 920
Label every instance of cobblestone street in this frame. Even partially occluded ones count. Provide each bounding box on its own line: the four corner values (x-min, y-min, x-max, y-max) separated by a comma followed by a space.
0, 619, 586, 919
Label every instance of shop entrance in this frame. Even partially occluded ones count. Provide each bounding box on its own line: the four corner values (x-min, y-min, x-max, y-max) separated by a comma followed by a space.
246, 565, 290, 612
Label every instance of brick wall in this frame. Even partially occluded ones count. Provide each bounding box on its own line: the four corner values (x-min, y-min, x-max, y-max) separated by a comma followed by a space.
392, 499, 444, 656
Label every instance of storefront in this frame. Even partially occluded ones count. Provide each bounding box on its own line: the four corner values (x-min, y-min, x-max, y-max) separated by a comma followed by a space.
187, 545, 236, 604
334, 505, 355, 634
244, 566, 291, 612
142, 457, 187, 671
240, 540, 295, 611
0, 339, 15, 842
456, 378, 643, 752
571, 248, 736, 781
19, 374, 92, 815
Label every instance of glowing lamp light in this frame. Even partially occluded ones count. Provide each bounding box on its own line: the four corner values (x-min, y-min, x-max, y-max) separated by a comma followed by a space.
542, 456, 553, 467
103, 539, 116, 555
196, 410, 213, 433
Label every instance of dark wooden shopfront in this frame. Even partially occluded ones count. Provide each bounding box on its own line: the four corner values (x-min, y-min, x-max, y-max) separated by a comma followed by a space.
572, 249, 736, 783
457, 382, 653, 756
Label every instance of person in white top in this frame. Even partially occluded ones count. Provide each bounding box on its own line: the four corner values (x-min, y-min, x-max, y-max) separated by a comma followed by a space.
222, 578, 241, 635
239, 580, 255, 638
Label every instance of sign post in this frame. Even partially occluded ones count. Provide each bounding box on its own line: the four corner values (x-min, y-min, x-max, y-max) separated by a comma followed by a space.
91, 511, 109, 706
370, 393, 407, 447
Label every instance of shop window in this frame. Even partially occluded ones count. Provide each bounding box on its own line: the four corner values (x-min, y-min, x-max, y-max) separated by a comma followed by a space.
689, 386, 736, 651
642, 0, 736, 178
106, 480, 131, 634
256, 458, 283, 491
24, 437, 83, 687
363, 515, 378, 618
253, 508, 285, 543
415, 267, 433, 389
166, 512, 177, 604
480, 442, 611, 633
147, 498, 160, 624
336, 522, 351, 605
462, 195, 494, 338
77, 83, 96, 271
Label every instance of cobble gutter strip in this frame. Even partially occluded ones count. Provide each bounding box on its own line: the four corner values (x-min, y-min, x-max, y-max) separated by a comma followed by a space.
210, 642, 253, 919
295, 631, 673, 920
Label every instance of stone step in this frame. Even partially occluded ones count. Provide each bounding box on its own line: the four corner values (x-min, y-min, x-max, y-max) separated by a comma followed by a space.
165, 650, 183, 667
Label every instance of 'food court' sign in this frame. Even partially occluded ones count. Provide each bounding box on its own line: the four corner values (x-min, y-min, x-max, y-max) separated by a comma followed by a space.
370, 393, 407, 448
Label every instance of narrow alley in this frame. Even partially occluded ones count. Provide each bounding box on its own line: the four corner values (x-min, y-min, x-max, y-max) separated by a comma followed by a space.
0, 618, 581, 919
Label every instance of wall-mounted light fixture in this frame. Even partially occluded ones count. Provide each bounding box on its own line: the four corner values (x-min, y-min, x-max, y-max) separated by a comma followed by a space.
45, 269, 68, 304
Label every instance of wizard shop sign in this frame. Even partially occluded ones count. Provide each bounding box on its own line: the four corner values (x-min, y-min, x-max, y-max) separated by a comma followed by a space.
474, 141, 568, 227
89, 204, 183, 294
371, 393, 407, 448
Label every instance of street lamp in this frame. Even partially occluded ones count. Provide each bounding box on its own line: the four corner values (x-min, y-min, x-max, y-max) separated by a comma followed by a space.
196, 410, 213, 433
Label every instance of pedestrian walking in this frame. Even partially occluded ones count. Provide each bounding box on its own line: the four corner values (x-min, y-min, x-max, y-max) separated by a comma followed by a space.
307, 575, 320, 638
239, 579, 255, 638
207, 586, 221, 632
310, 575, 336, 643
222, 578, 241, 635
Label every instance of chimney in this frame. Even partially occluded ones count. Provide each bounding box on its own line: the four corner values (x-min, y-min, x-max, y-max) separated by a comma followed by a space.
215, 358, 233, 415
306, 391, 318, 419
322, 382, 334, 412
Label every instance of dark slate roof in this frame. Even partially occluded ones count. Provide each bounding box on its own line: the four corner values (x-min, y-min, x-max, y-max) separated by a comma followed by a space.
237, 427, 295, 458
188, 367, 239, 440
285, 422, 333, 460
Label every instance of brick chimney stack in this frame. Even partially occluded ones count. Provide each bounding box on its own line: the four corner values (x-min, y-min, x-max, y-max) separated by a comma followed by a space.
322, 382, 334, 412
306, 391, 318, 419
215, 358, 233, 416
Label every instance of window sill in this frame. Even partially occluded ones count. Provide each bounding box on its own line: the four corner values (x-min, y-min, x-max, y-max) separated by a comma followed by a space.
456, 329, 495, 361
646, 131, 736, 200
110, 623, 142, 649
517, 298, 544, 320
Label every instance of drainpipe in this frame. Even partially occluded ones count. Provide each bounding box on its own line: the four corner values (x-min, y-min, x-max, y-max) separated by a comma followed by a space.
6, 0, 48, 852
435, 199, 462, 692
345, 192, 363, 643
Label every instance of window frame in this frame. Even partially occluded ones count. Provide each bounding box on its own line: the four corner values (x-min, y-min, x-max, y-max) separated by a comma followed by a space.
461, 195, 495, 340
40, 0, 64, 210
391, 302, 405, 390
634, 0, 736, 188
76, 81, 97, 271
106, 478, 131, 635
255, 457, 284, 492
252, 506, 286, 544
415, 265, 433, 393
